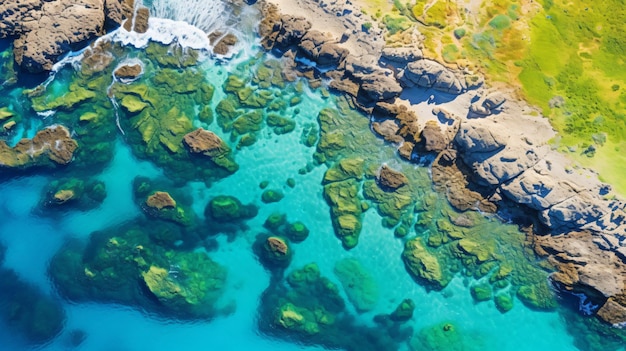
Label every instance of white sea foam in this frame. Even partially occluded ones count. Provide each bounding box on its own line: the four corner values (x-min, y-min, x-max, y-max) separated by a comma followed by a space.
148, 0, 227, 34
111, 17, 213, 50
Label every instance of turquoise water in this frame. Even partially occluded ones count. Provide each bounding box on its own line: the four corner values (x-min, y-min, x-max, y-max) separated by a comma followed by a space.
0, 7, 624, 351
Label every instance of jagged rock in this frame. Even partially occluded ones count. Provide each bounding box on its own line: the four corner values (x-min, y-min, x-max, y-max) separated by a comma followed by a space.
81, 40, 115, 74
329, 76, 360, 97
381, 46, 422, 64
114, 63, 143, 80
534, 231, 626, 325
377, 165, 408, 190
0, 125, 78, 168
400, 59, 466, 94
398, 141, 415, 161
0, 0, 132, 73
299, 30, 348, 67
419, 120, 447, 152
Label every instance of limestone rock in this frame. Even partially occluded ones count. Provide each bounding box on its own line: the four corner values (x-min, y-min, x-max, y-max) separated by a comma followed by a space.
377, 165, 408, 190
299, 30, 348, 67
540, 193, 609, 231
372, 119, 403, 143
483, 93, 506, 110
400, 59, 466, 94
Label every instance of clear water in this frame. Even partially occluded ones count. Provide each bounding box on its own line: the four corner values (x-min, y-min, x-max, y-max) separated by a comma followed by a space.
0, 2, 623, 351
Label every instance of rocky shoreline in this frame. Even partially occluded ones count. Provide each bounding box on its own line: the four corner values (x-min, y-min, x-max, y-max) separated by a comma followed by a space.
1, 0, 624, 326
257, 0, 626, 325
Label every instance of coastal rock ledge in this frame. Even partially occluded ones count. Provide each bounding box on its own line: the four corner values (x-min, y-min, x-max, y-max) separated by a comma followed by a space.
0, 0, 135, 73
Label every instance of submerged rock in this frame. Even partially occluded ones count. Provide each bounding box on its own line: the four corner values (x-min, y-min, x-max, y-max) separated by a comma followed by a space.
333, 258, 379, 312
377, 165, 409, 190
389, 298, 415, 322
206, 195, 258, 223
403, 237, 448, 290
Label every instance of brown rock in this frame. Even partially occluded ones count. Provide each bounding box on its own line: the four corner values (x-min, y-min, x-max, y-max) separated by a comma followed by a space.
0, 125, 78, 168
133, 6, 150, 33
329, 77, 360, 97
267, 236, 289, 255
398, 141, 415, 161
211, 33, 238, 55
377, 165, 408, 190
81, 41, 115, 75
420, 120, 447, 152
1, 0, 132, 73
183, 128, 230, 157
597, 296, 626, 326
146, 191, 177, 210
372, 119, 403, 143
114, 63, 143, 80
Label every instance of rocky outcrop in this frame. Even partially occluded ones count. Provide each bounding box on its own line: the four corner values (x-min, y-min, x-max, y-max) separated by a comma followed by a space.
0, 0, 134, 73
377, 165, 408, 190
183, 128, 230, 157
114, 62, 143, 81
146, 191, 177, 210
399, 59, 466, 94
534, 231, 626, 326
209, 32, 238, 55
0, 125, 78, 168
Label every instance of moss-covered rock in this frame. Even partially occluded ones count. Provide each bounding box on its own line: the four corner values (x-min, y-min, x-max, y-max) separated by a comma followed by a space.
264, 212, 287, 230
323, 157, 365, 183
402, 237, 450, 290
267, 113, 296, 134
470, 281, 492, 302
494, 292, 514, 313
323, 179, 364, 249
286, 221, 310, 242
133, 177, 195, 227
261, 189, 285, 203
255, 234, 293, 268
517, 283, 558, 311
206, 195, 258, 223
411, 322, 483, 351
390, 298, 415, 322
39, 178, 106, 211
333, 258, 379, 312
0, 125, 78, 169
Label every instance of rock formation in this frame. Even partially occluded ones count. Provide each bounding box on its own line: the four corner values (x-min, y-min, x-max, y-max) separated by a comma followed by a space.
0, 0, 134, 73
0, 125, 78, 168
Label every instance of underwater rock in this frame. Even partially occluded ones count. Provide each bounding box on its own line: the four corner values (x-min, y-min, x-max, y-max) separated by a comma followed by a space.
286, 221, 310, 242
206, 195, 258, 223
323, 157, 365, 183
183, 128, 229, 156
389, 298, 416, 322
403, 237, 449, 290
0, 268, 66, 345
146, 191, 177, 210
494, 293, 514, 313
50, 220, 227, 319
377, 165, 408, 190
0, 125, 78, 169
53, 189, 76, 204
261, 189, 285, 203
256, 235, 293, 268
0, 0, 131, 73
333, 258, 379, 312
323, 179, 364, 249
410, 322, 482, 351
40, 178, 106, 211
470, 281, 492, 302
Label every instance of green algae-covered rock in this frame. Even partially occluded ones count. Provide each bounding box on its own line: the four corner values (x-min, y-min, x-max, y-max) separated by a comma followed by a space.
403, 237, 449, 290
141, 251, 226, 317
457, 238, 492, 262
31, 82, 96, 112
0, 106, 14, 121
300, 123, 319, 147
206, 195, 258, 223
267, 113, 296, 134
133, 177, 195, 228
323, 179, 364, 249
40, 178, 106, 211
323, 157, 365, 183
470, 281, 492, 302
494, 292, 514, 313
120, 94, 148, 113
363, 179, 414, 222
145, 42, 200, 68
333, 258, 379, 312
232, 110, 263, 135
261, 189, 285, 203
215, 95, 242, 131
264, 212, 287, 230
517, 283, 558, 311
390, 298, 415, 322
275, 302, 324, 335
286, 221, 310, 242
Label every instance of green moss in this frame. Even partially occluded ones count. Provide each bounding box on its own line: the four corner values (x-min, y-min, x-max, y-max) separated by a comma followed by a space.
494, 292, 514, 313
488, 14, 511, 30
206, 195, 258, 223
517, 283, 558, 311
470, 281, 492, 301
390, 298, 415, 322
286, 221, 310, 242
323, 179, 364, 249
403, 237, 449, 289
267, 113, 296, 134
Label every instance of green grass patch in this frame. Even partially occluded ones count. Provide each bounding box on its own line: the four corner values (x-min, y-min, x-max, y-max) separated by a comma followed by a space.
488, 14, 511, 30
383, 14, 412, 34
442, 44, 460, 62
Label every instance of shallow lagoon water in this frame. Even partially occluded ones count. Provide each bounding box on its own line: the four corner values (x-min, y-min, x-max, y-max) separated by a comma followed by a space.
0, 4, 623, 351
